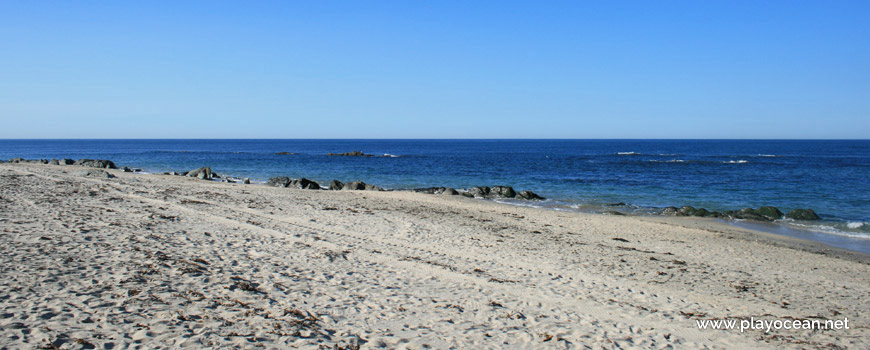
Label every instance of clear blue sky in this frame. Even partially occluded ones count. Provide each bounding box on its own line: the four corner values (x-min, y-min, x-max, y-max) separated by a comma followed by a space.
1, 1, 868, 139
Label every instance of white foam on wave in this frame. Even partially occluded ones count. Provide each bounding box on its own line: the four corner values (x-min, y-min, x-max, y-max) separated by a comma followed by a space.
723, 160, 748, 164
649, 159, 686, 163
847, 222, 866, 229
757, 154, 778, 157
383, 153, 400, 158
617, 152, 639, 155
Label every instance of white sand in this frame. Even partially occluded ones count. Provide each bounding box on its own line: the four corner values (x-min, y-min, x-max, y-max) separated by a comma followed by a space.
1, 163, 868, 349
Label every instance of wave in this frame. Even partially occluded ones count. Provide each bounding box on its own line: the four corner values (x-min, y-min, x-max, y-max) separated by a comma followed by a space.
756, 154, 779, 157
617, 152, 640, 155
383, 153, 401, 158
723, 160, 748, 164
649, 159, 686, 163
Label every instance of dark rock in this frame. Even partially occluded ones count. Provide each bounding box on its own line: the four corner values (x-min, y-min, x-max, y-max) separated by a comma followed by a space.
75, 159, 117, 169
517, 190, 545, 200
61, 159, 75, 165
266, 176, 291, 187
413, 187, 445, 195
274, 152, 298, 155
187, 167, 214, 180
604, 211, 625, 216
466, 186, 491, 198
342, 180, 367, 191
785, 209, 821, 221
441, 188, 459, 195
661, 206, 679, 216
364, 183, 384, 191
289, 178, 320, 190
729, 208, 770, 221
49, 159, 59, 165
8, 158, 24, 163
242, 178, 251, 184
328, 180, 344, 190
605, 202, 627, 207
756, 206, 784, 221
327, 151, 375, 157
490, 186, 517, 198
122, 167, 133, 172
678, 206, 697, 216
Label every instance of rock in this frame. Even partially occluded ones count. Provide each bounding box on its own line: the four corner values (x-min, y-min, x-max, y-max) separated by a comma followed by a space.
466, 186, 491, 198
274, 152, 298, 155
243, 178, 251, 184
266, 177, 291, 187
517, 190, 545, 200
8, 158, 24, 163
490, 186, 517, 198
122, 167, 133, 172
604, 210, 625, 216
187, 167, 214, 180
413, 187, 445, 195
661, 206, 679, 216
677, 206, 697, 216
785, 209, 821, 221
364, 183, 384, 191
132, 168, 142, 172
327, 151, 375, 157
289, 178, 320, 190
605, 202, 627, 207
60, 159, 75, 165
328, 180, 344, 190
80, 169, 115, 179
75, 159, 117, 169
441, 188, 459, 195
728, 208, 770, 221
756, 206, 784, 221
49, 159, 59, 165
342, 180, 367, 190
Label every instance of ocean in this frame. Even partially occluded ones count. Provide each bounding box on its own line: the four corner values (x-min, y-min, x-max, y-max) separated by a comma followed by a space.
2, 139, 868, 253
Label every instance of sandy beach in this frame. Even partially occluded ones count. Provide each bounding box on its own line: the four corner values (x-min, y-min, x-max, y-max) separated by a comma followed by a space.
1, 162, 868, 349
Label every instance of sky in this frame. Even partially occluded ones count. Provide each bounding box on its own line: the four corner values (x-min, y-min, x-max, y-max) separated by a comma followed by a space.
1, 1, 868, 139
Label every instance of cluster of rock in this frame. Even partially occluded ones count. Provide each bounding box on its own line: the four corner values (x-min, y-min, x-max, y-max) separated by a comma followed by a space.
8, 157, 118, 169
661, 205, 821, 221
327, 151, 377, 157
445, 185, 545, 200
265, 177, 546, 201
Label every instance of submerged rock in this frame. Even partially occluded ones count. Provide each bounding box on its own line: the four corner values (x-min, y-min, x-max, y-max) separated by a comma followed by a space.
490, 186, 517, 198
75, 159, 117, 169
274, 152, 298, 155
755, 206, 784, 221
786, 209, 821, 221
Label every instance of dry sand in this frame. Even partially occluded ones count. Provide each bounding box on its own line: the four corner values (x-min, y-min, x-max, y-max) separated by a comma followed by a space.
1, 162, 868, 349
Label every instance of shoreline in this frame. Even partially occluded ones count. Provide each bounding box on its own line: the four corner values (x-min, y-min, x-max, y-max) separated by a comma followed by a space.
1, 162, 868, 348
6, 156, 868, 256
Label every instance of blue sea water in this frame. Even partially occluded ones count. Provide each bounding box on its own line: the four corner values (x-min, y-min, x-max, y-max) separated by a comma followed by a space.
2, 139, 869, 252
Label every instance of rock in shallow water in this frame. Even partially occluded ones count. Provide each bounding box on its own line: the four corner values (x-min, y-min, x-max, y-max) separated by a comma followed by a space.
490, 186, 517, 198
266, 177, 291, 187
329, 180, 344, 190
517, 190, 545, 200
786, 209, 821, 221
